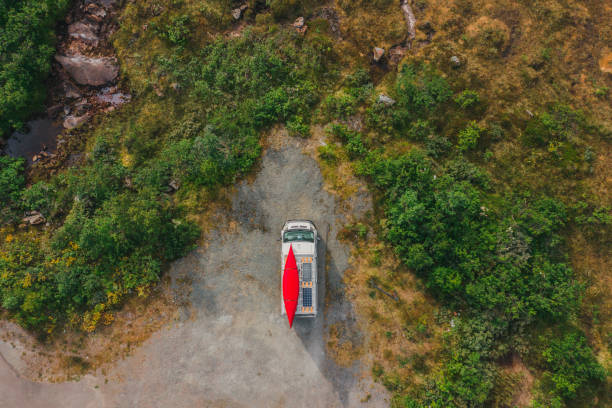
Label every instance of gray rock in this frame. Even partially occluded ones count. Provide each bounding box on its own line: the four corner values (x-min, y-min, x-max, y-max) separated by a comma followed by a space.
373, 47, 385, 62
232, 4, 247, 20
55, 55, 119, 86
22, 211, 45, 225
96, 91, 131, 105
377, 94, 396, 106
63, 114, 91, 129
68, 22, 100, 45
85, 3, 106, 18
293, 17, 305, 29
450, 55, 461, 67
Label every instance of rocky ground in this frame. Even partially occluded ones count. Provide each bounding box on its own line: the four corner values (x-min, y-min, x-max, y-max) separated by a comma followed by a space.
0, 131, 387, 408
52, 0, 128, 128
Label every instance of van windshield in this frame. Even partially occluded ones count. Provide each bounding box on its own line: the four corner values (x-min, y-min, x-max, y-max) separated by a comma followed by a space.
283, 230, 314, 242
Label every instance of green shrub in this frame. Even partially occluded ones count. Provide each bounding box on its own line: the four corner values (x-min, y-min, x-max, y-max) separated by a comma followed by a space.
425, 134, 452, 158
424, 337, 495, 407
457, 121, 481, 151
268, 0, 305, 20
365, 64, 451, 137
390, 64, 452, 131
594, 86, 609, 99
542, 331, 606, 400
522, 105, 586, 148
406, 120, 433, 141
327, 123, 367, 159
287, 116, 310, 138
0, 156, 25, 209
163, 14, 191, 46
321, 92, 359, 119
454, 90, 480, 109
20, 181, 56, 216
0, 0, 70, 136
318, 144, 338, 163
573, 201, 612, 239
444, 157, 490, 189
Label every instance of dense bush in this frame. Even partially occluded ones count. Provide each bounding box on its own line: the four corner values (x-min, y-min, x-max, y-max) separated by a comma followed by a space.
317, 47, 606, 405
0, 0, 70, 136
522, 104, 586, 148
367, 64, 451, 135
542, 331, 607, 400
457, 121, 482, 151
454, 90, 480, 110
354, 147, 603, 404
359, 150, 579, 322
0, 156, 26, 223
1, 190, 199, 331
327, 124, 367, 160
0, 156, 25, 209
152, 29, 331, 190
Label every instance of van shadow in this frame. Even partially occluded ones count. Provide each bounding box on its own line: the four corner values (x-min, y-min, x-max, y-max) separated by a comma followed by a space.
293, 231, 364, 407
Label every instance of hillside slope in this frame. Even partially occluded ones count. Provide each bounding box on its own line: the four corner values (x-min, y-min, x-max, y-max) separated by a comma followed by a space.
0, 0, 610, 406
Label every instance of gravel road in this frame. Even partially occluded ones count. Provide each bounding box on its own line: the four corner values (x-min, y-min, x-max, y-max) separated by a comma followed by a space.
0, 135, 387, 408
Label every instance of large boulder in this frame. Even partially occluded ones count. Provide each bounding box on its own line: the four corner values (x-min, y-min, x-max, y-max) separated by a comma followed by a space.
55, 55, 119, 86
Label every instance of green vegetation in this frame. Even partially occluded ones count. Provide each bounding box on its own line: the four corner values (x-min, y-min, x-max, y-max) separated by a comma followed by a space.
454, 90, 480, 110
328, 61, 609, 406
327, 124, 367, 160
0, 0, 70, 136
0, 156, 25, 221
367, 63, 452, 135
457, 121, 482, 151
542, 331, 606, 400
1, 0, 610, 405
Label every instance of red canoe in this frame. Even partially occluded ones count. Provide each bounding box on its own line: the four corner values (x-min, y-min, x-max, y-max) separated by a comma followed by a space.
283, 244, 299, 328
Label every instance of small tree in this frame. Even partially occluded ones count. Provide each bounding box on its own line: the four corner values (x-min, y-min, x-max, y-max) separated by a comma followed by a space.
458, 121, 482, 151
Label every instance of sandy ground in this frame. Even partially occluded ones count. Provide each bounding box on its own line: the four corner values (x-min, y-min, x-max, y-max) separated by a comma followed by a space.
0, 136, 388, 408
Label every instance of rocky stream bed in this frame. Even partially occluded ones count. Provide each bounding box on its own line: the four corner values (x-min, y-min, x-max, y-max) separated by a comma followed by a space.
2, 0, 128, 165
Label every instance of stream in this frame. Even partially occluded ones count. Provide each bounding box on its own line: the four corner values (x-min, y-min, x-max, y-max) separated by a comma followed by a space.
4, 118, 62, 164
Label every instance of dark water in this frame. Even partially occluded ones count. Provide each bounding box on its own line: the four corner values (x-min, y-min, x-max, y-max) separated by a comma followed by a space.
4, 118, 62, 164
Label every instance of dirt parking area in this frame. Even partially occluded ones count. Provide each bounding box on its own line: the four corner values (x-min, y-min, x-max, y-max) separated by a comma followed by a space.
0, 134, 388, 408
